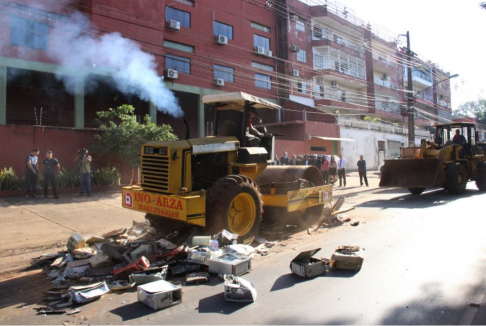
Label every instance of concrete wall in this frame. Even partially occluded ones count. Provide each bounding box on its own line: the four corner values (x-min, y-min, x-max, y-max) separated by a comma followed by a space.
339, 122, 430, 171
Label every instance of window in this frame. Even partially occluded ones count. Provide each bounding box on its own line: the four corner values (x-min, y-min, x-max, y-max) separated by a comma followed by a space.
255, 74, 271, 89
378, 141, 386, 151
315, 85, 324, 97
213, 21, 233, 40
254, 34, 270, 50
297, 49, 306, 63
163, 40, 194, 53
166, 7, 190, 28
10, 17, 49, 50
214, 65, 234, 83
251, 22, 270, 33
313, 25, 322, 38
311, 146, 327, 152
296, 20, 305, 32
166, 54, 190, 74
251, 62, 274, 72
297, 81, 307, 94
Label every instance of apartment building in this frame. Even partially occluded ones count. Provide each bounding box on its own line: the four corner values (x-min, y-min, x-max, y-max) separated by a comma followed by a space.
0, 0, 454, 172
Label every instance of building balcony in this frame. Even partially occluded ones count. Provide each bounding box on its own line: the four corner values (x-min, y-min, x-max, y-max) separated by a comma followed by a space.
372, 53, 398, 72
436, 99, 451, 109
314, 87, 369, 114
404, 70, 433, 88
313, 47, 367, 81
312, 30, 365, 55
375, 100, 400, 114
374, 78, 400, 91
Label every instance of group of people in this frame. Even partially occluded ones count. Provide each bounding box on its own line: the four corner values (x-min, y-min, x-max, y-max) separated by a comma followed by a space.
24, 148, 93, 199
273, 152, 369, 187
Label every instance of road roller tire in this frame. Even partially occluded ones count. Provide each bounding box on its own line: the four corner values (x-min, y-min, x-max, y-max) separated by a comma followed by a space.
408, 188, 425, 195
297, 205, 324, 228
206, 175, 263, 243
445, 163, 468, 195
476, 163, 486, 192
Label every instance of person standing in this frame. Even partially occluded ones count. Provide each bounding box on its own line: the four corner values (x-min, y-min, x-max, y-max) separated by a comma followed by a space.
290, 154, 298, 165
42, 150, 61, 198
273, 154, 280, 165
280, 151, 290, 165
337, 154, 347, 187
329, 156, 337, 185
25, 148, 40, 198
321, 156, 330, 184
357, 155, 368, 187
77, 149, 92, 196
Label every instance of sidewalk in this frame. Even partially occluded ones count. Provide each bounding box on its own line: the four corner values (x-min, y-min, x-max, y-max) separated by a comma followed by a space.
0, 191, 145, 276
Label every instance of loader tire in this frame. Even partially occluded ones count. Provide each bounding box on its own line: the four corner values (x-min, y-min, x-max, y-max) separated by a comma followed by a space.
445, 163, 468, 195
408, 188, 425, 195
206, 175, 263, 243
476, 163, 486, 191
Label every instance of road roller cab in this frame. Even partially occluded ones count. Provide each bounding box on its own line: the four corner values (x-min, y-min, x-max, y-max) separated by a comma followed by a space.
122, 92, 332, 242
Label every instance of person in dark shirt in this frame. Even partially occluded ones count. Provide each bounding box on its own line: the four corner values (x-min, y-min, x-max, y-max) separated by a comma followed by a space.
357, 155, 368, 187
452, 129, 467, 146
42, 150, 60, 199
25, 148, 40, 198
280, 151, 290, 165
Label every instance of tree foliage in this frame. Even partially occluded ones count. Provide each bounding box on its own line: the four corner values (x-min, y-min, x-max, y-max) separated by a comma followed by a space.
92, 105, 178, 167
481, 2, 486, 9
452, 99, 486, 126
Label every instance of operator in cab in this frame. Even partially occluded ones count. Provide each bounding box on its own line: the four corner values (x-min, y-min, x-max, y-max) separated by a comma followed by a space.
246, 107, 264, 146
453, 129, 467, 146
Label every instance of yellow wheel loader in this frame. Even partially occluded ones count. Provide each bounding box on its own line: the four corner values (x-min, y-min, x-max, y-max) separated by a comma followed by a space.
380, 122, 486, 195
121, 92, 332, 242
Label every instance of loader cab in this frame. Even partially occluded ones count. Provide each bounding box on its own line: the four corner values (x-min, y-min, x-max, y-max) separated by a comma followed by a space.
436, 123, 479, 156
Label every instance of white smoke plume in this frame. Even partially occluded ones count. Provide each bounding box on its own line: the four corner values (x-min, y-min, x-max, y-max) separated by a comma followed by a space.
6, 2, 183, 117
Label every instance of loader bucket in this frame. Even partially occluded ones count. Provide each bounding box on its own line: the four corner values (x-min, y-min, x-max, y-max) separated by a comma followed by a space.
379, 158, 445, 189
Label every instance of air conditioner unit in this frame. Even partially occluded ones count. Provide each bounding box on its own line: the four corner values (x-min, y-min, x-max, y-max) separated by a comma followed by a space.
264, 49, 272, 57
215, 78, 225, 86
291, 69, 299, 77
255, 46, 265, 55
331, 81, 338, 88
165, 69, 178, 79
290, 44, 300, 52
290, 14, 298, 22
317, 77, 325, 84
168, 20, 181, 31
216, 35, 228, 45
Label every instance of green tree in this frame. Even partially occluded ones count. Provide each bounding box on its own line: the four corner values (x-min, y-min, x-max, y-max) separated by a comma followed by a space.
92, 105, 178, 181
452, 99, 486, 126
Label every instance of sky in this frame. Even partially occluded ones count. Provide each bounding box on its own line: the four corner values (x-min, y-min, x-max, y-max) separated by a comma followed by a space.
325, 0, 486, 111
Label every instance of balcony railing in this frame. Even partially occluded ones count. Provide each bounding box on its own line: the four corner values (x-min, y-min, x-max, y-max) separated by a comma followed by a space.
375, 100, 400, 113
313, 47, 366, 80
314, 85, 368, 107
415, 92, 434, 103
374, 78, 400, 90
437, 100, 451, 109
312, 26, 365, 53
372, 53, 398, 68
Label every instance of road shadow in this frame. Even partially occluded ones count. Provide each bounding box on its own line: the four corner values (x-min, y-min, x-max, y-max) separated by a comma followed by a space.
270, 273, 318, 292
0, 270, 50, 310
109, 301, 155, 321
356, 187, 485, 210
198, 292, 251, 314
325, 268, 359, 278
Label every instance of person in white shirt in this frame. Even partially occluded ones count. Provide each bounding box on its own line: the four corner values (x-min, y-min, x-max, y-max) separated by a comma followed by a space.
337, 154, 347, 187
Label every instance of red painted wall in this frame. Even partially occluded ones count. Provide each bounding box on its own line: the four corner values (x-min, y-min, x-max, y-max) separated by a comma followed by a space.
0, 125, 130, 180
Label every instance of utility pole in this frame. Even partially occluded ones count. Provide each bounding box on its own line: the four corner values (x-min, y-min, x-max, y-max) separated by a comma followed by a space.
405, 31, 415, 147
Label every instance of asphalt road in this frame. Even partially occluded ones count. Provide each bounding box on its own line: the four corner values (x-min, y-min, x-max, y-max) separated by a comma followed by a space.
1, 180, 486, 324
